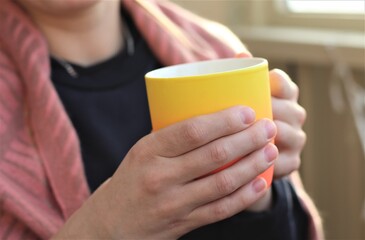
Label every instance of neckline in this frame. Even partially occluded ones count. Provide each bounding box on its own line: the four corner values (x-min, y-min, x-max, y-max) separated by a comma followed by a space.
51, 13, 134, 79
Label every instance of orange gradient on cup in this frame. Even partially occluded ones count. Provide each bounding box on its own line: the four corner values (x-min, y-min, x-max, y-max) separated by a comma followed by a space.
145, 58, 274, 186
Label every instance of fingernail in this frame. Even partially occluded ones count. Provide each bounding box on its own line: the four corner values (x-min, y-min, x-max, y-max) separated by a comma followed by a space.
252, 178, 267, 193
265, 120, 276, 139
264, 144, 278, 163
240, 107, 255, 124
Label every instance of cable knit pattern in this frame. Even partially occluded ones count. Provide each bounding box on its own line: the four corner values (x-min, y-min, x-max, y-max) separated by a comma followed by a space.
0, 0, 321, 239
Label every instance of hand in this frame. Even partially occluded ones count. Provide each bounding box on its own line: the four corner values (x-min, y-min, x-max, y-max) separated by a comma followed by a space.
244, 68, 307, 212
54, 107, 277, 239
270, 69, 307, 178
234, 54, 306, 178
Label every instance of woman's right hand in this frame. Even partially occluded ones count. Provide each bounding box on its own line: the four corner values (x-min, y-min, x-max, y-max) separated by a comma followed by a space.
54, 106, 278, 240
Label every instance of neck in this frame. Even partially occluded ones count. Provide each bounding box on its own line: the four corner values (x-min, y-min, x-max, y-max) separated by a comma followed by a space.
26, 1, 123, 66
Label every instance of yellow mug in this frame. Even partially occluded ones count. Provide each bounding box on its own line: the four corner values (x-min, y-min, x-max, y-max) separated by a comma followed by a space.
145, 57, 274, 186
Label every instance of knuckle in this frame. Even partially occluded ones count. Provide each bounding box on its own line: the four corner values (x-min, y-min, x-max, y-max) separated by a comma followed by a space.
239, 196, 250, 210
129, 136, 154, 161
143, 172, 164, 194
249, 128, 264, 147
167, 219, 188, 237
155, 201, 178, 220
289, 156, 301, 172
129, 144, 147, 163
292, 83, 300, 99
297, 130, 307, 149
212, 202, 230, 221
182, 121, 205, 145
127, 145, 139, 161
294, 156, 301, 170
224, 111, 240, 132
210, 143, 229, 165
252, 156, 264, 174
214, 172, 236, 196
297, 106, 307, 126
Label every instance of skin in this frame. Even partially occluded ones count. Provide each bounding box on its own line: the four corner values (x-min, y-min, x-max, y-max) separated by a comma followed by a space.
56, 107, 278, 239
16, 0, 307, 238
270, 69, 307, 178
17, 0, 123, 66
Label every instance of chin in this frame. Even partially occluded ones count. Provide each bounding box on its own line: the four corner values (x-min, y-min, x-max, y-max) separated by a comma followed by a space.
17, 0, 104, 15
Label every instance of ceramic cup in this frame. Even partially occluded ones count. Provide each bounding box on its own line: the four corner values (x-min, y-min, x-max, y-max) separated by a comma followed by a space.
145, 57, 274, 185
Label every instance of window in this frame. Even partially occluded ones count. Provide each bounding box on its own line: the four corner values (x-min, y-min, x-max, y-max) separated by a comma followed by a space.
264, 0, 365, 32
286, 0, 365, 14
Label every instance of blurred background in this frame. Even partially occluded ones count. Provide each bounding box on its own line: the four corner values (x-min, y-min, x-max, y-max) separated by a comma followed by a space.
173, 1, 365, 239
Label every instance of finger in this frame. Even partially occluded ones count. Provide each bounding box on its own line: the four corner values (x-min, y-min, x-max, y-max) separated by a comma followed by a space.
147, 106, 256, 157
181, 143, 278, 208
272, 98, 307, 127
273, 151, 301, 179
274, 120, 306, 151
175, 119, 277, 182
235, 52, 252, 58
270, 69, 299, 100
187, 177, 268, 227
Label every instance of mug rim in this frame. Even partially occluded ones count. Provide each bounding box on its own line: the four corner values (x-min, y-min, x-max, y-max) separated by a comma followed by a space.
145, 57, 267, 80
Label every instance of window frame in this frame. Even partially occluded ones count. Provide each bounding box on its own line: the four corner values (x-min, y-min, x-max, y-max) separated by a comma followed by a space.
258, 0, 365, 32
284, 0, 365, 15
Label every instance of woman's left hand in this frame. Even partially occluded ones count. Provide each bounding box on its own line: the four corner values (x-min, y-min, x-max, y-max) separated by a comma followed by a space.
270, 69, 307, 178
235, 52, 307, 179
246, 68, 307, 212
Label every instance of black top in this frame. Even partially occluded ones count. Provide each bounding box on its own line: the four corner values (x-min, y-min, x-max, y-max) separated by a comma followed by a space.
180, 179, 308, 240
51, 10, 308, 240
51, 13, 159, 191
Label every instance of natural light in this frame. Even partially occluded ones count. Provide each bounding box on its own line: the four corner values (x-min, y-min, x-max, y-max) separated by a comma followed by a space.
286, 0, 365, 14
